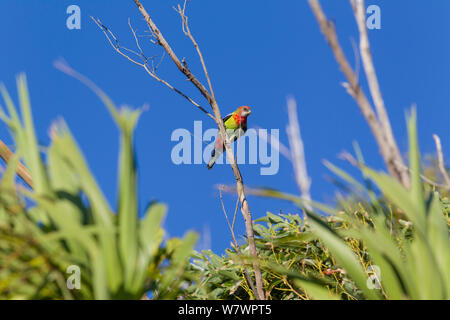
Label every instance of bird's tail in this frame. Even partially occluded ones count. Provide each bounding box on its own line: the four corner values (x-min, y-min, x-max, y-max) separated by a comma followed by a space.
207, 149, 216, 170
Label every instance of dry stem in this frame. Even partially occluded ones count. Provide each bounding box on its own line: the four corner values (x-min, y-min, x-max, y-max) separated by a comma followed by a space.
0, 139, 33, 188
433, 134, 450, 189
130, 0, 265, 299
218, 187, 258, 298
308, 0, 409, 188
91, 16, 215, 121
286, 97, 311, 203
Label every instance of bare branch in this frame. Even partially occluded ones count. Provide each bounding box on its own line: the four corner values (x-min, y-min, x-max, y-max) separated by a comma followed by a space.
254, 126, 291, 161
338, 151, 360, 168
218, 186, 258, 298
286, 97, 311, 204
340, 151, 450, 191
308, 0, 410, 188
132, 0, 214, 105
0, 138, 33, 188
351, 0, 409, 187
349, 37, 360, 82
130, 0, 265, 299
175, 1, 216, 99
91, 16, 215, 121
433, 134, 450, 189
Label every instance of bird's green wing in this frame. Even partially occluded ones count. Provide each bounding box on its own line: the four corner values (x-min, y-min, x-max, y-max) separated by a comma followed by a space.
222, 113, 232, 124
224, 113, 240, 130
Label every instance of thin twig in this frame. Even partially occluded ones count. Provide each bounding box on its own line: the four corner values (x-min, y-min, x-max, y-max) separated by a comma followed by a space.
339, 151, 450, 191
176, 1, 216, 99
91, 16, 215, 121
219, 187, 239, 245
433, 134, 450, 189
350, 0, 409, 188
131, 0, 265, 299
0, 139, 33, 188
286, 97, 311, 204
218, 187, 257, 298
231, 193, 239, 233
254, 126, 292, 161
350, 37, 360, 82
308, 0, 409, 188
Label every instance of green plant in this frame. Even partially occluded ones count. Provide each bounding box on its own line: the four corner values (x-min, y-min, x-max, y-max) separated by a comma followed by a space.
187, 111, 449, 300
300, 111, 449, 299
187, 212, 363, 300
0, 74, 197, 299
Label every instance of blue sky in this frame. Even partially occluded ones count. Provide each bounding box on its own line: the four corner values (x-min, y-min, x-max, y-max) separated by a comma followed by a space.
1, 0, 449, 253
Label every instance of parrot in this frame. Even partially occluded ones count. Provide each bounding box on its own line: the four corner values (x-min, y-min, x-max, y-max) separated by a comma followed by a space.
207, 105, 252, 170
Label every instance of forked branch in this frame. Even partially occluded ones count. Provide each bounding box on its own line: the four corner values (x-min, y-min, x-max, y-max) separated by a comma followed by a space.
0, 139, 33, 188
124, 0, 265, 299
308, 0, 410, 188
286, 97, 311, 204
91, 16, 215, 121
218, 187, 258, 298
433, 134, 450, 190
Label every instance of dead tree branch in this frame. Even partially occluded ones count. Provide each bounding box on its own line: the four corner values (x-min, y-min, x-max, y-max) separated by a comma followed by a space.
286, 97, 311, 204
0, 138, 33, 188
124, 0, 265, 299
218, 187, 258, 299
308, 0, 410, 188
433, 134, 450, 189
175, 1, 216, 99
255, 126, 292, 161
91, 16, 215, 121
339, 151, 450, 191
350, 0, 409, 187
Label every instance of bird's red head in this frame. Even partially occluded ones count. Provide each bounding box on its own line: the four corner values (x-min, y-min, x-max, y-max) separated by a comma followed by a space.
236, 105, 251, 118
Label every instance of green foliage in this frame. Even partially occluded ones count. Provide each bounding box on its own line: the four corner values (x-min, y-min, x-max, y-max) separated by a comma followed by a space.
185, 211, 359, 299
0, 76, 448, 300
0, 74, 197, 299
187, 110, 449, 300
302, 110, 450, 300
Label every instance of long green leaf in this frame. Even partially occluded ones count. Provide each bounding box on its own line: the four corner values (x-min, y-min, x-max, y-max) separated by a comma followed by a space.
17, 74, 50, 195
407, 109, 426, 220
50, 121, 122, 293
307, 211, 380, 299
117, 108, 142, 291
294, 279, 340, 300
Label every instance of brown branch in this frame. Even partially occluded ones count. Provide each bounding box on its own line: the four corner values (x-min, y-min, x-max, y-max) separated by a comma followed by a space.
350, 0, 409, 187
131, 0, 265, 299
339, 151, 450, 191
132, 1, 213, 104
308, 0, 410, 188
286, 97, 311, 204
218, 187, 258, 299
91, 16, 215, 121
433, 134, 450, 189
255, 125, 292, 161
176, 1, 216, 99
0, 139, 33, 188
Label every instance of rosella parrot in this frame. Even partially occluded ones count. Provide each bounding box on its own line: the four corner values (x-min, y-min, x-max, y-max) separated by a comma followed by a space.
207, 105, 252, 169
